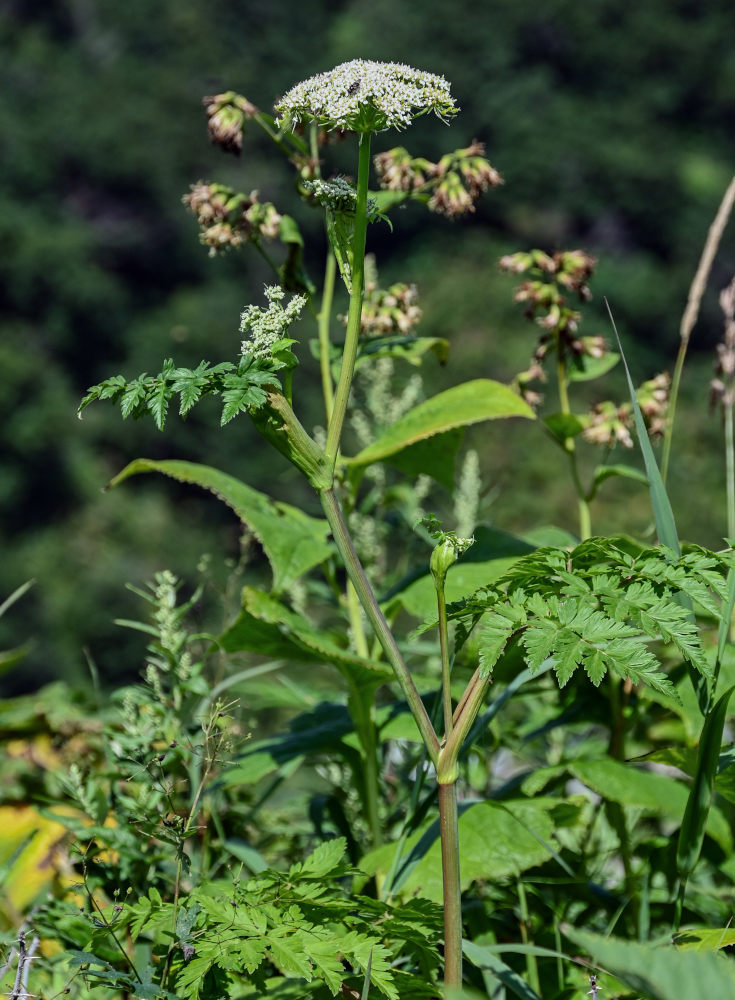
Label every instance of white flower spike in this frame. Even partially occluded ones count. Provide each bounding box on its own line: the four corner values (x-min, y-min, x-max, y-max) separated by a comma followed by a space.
275, 59, 457, 134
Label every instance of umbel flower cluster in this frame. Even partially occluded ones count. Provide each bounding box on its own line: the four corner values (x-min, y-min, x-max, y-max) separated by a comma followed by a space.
275, 59, 457, 133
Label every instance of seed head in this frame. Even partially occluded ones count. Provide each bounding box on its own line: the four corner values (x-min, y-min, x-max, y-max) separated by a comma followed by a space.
275, 59, 457, 133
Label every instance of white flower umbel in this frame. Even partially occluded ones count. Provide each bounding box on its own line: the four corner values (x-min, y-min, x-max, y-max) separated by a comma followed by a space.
240, 285, 306, 360
275, 59, 457, 133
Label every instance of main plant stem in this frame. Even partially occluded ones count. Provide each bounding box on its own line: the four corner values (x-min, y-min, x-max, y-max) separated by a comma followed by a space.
438, 783, 462, 989
556, 341, 591, 540
325, 131, 372, 470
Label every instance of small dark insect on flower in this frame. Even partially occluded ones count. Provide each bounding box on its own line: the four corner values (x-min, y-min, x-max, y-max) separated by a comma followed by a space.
347, 79, 361, 95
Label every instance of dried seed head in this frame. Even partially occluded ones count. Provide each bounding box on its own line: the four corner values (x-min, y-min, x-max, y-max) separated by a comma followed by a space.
275, 59, 457, 133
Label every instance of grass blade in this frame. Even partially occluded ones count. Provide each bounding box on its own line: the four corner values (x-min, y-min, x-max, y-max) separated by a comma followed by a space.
604, 299, 680, 554
675, 684, 735, 928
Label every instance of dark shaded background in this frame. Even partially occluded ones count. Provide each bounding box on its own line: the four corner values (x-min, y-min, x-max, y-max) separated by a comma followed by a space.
1, 0, 734, 689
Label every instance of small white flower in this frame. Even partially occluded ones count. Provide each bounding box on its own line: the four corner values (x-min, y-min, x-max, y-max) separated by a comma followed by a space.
275, 59, 457, 133
240, 285, 306, 360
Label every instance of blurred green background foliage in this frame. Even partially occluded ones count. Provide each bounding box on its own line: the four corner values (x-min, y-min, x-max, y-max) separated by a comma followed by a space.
1, 0, 734, 688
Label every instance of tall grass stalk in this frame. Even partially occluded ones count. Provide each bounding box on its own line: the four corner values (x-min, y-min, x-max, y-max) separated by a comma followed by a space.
661, 175, 735, 484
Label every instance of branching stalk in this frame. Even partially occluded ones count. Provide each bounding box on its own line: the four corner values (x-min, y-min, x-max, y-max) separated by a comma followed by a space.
437, 587, 453, 738
320, 487, 440, 766
318, 251, 337, 423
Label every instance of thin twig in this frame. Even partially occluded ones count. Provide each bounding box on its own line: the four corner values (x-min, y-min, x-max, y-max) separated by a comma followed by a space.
662, 174, 735, 483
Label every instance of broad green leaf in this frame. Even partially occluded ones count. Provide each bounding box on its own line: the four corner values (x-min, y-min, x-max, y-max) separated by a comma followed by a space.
107, 459, 332, 591
389, 427, 464, 490
219, 587, 392, 687
674, 927, 735, 952
361, 800, 556, 902
571, 757, 731, 851
565, 927, 735, 1000
589, 463, 649, 499
346, 379, 534, 473
462, 942, 543, 1000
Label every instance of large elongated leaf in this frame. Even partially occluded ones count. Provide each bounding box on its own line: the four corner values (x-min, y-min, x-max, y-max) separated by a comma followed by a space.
565, 927, 735, 1000
345, 379, 534, 483
360, 799, 558, 902
219, 587, 392, 687
108, 459, 332, 591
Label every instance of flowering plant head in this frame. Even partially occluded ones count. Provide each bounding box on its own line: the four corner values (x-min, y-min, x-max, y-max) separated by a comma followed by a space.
275, 59, 457, 134
240, 285, 306, 362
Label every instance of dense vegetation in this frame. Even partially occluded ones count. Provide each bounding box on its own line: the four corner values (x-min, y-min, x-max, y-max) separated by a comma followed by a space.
2, 7, 735, 1000
1, 1, 734, 683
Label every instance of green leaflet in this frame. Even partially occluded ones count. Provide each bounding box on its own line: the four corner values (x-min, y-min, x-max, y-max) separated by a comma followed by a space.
107, 459, 332, 592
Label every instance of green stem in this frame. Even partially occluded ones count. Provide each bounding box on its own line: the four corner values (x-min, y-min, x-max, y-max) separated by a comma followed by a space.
347, 676, 382, 847
437, 587, 453, 738
726, 402, 734, 540
556, 338, 591, 539
320, 487, 440, 766
517, 876, 541, 995
318, 251, 337, 423
439, 783, 463, 989
440, 671, 492, 784
324, 131, 372, 470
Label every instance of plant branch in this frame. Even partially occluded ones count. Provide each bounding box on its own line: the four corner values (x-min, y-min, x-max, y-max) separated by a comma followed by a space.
318, 250, 337, 423
320, 486, 440, 766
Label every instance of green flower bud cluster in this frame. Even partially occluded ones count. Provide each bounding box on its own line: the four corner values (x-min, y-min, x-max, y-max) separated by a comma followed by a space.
302, 176, 378, 218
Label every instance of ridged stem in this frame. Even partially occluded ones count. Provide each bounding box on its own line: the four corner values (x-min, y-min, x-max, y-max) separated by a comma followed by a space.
320, 487, 440, 767
439, 783, 463, 989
